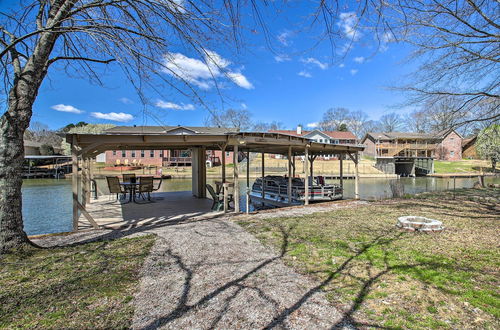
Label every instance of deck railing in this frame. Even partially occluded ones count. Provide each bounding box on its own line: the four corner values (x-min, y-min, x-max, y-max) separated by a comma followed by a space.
376, 143, 437, 156
163, 157, 192, 164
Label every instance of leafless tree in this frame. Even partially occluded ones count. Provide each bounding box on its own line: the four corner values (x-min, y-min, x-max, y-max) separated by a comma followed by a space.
319, 107, 352, 131
379, 112, 404, 132
253, 121, 285, 132
206, 108, 253, 131
406, 95, 499, 136
383, 0, 499, 126
0, 0, 265, 253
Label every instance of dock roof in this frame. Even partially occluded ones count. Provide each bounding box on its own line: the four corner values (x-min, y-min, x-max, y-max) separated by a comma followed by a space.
67, 126, 364, 158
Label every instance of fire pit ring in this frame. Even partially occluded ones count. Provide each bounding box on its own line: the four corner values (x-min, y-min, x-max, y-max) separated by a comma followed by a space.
397, 216, 444, 232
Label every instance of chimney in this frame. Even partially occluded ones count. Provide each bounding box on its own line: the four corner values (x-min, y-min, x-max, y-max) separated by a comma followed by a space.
296, 125, 302, 135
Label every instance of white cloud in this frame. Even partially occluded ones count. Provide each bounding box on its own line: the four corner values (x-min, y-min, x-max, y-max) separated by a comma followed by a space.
298, 71, 312, 78
307, 122, 319, 128
119, 97, 133, 104
338, 12, 362, 41
381, 31, 395, 43
353, 56, 365, 63
51, 104, 84, 114
162, 51, 253, 90
350, 69, 358, 75
91, 112, 133, 122
227, 72, 254, 89
241, 103, 248, 109
155, 100, 195, 110
379, 31, 396, 52
277, 31, 292, 46
274, 54, 291, 62
339, 63, 345, 68
301, 57, 328, 70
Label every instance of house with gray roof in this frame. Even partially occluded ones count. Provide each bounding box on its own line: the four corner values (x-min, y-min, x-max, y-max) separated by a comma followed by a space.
360, 129, 463, 176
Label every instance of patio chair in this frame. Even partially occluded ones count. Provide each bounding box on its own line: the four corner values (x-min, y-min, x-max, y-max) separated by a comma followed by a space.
137, 176, 154, 201
152, 178, 162, 191
106, 176, 126, 200
206, 184, 223, 211
123, 173, 136, 183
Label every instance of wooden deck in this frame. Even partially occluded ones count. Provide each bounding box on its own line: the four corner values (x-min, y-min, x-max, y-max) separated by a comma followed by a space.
79, 191, 222, 230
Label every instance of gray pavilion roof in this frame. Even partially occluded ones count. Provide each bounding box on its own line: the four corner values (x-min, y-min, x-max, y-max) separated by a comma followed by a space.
104, 125, 237, 135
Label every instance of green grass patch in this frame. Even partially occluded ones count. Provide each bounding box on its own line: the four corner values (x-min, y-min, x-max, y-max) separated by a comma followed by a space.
0, 235, 155, 329
434, 160, 496, 173
238, 188, 500, 328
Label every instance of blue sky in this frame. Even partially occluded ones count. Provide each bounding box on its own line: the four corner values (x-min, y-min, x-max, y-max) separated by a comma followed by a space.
2, 1, 417, 130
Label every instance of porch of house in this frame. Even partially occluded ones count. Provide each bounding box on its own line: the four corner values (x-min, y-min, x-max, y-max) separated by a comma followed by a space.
79, 191, 221, 230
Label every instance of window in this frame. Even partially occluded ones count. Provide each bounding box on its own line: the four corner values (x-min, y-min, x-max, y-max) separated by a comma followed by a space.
150, 150, 155, 157
131, 151, 136, 157
334, 139, 339, 144
121, 150, 126, 157
450, 151, 455, 156
112, 150, 116, 156
159, 150, 164, 157
141, 150, 145, 157
226, 152, 230, 156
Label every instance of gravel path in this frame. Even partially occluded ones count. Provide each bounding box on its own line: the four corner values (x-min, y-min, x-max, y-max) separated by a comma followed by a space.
132, 217, 349, 329
33, 202, 363, 329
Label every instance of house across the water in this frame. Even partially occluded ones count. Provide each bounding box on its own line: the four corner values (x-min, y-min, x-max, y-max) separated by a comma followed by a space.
269, 126, 357, 160
103, 126, 235, 167
361, 129, 463, 176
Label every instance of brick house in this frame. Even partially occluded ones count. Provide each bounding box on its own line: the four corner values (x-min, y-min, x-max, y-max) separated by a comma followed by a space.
103, 126, 235, 167
361, 129, 463, 161
462, 136, 478, 159
269, 127, 357, 160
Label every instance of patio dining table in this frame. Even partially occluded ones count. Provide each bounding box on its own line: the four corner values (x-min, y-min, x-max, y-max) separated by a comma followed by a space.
120, 181, 140, 204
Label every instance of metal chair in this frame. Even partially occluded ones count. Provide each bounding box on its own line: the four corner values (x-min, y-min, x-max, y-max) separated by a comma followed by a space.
152, 178, 162, 191
206, 184, 223, 211
123, 173, 136, 183
138, 176, 154, 201
106, 176, 126, 200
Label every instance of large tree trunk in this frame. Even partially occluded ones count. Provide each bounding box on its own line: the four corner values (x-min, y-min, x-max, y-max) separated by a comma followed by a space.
0, 113, 32, 252
0, 6, 67, 253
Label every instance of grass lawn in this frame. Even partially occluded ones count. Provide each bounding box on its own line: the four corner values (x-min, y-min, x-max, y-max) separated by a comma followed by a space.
434, 159, 495, 173
238, 188, 500, 329
0, 235, 155, 329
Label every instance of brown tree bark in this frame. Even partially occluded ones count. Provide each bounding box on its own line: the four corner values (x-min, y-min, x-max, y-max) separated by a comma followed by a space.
0, 1, 74, 253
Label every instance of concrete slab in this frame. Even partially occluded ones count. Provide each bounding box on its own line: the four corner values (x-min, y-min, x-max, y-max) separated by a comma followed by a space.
79, 191, 221, 230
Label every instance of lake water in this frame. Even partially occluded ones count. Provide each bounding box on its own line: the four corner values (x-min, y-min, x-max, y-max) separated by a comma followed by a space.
22, 176, 499, 236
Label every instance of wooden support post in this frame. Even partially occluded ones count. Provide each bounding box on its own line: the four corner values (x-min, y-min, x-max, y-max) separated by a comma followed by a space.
246, 151, 250, 214
77, 201, 99, 229
339, 154, 344, 191
221, 145, 226, 183
354, 152, 360, 200
304, 146, 309, 205
84, 158, 91, 206
233, 144, 240, 213
288, 146, 292, 205
223, 183, 229, 213
292, 154, 296, 177
81, 157, 87, 207
71, 140, 79, 232
261, 152, 265, 203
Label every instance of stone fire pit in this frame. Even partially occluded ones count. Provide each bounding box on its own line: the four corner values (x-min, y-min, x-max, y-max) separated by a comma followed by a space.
397, 216, 444, 232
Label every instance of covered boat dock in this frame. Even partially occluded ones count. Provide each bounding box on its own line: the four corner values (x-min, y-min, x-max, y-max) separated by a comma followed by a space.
66, 126, 365, 231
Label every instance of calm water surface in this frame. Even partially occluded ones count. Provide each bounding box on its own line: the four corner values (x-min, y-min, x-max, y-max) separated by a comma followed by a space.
22, 176, 499, 235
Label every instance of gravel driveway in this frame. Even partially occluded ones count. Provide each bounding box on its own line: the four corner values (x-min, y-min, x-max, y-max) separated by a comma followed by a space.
34, 203, 358, 329
132, 217, 349, 329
